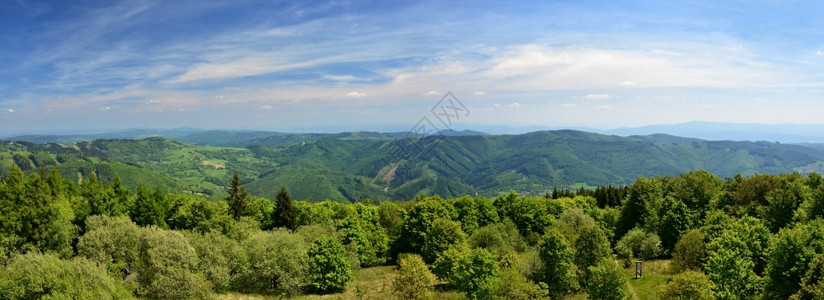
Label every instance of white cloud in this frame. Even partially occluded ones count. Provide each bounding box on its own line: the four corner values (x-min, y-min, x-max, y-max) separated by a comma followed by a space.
323, 75, 355, 81
699, 104, 715, 109
596, 105, 613, 110
7, 109, 13, 113
584, 94, 611, 99
346, 91, 367, 98
101, 106, 111, 111
473, 91, 488, 96
493, 103, 502, 108
561, 103, 575, 108
818, 50, 823, 56
422, 90, 440, 96
148, 99, 161, 103
620, 81, 637, 86
508, 102, 521, 108
260, 105, 273, 109
170, 57, 325, 83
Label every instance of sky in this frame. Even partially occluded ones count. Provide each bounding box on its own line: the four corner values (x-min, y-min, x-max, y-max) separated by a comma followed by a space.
1, 0, 824, 134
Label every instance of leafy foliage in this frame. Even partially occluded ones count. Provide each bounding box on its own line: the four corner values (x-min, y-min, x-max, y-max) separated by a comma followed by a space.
586, 258, 628, 300
671, 229, 706, 273
573, 226, 611, 283
433, 247, 499, 300
393, 254, 435, 300
538, 229, 579, 298
236, 229, 308, 294
0, 252, 132, 299
307, 236, 352, 293
658, 270, 715, 300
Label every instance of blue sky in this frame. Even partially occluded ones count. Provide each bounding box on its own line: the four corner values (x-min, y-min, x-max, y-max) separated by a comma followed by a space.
1, 0, 823, 134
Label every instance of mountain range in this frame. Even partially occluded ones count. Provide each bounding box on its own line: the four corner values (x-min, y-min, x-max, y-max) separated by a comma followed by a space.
3, 128, 824, 202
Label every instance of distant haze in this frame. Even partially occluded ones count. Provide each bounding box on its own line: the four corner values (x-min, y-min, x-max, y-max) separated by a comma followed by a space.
4, 121, 824, 145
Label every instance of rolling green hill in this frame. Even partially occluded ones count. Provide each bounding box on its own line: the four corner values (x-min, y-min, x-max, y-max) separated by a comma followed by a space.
3, 130, 824, 202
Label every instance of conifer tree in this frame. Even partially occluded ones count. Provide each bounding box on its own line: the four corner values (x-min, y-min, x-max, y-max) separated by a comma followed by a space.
226, 173, 253, 220
274, 187, 296, 230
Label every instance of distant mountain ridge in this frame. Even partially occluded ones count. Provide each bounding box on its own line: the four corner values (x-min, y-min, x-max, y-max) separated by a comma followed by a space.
6, 121, 824, 145
602, 121, 824, 143
3, 129, 824, 202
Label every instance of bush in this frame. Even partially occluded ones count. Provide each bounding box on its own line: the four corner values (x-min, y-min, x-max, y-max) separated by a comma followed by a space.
137, 226, 212, 299
704, 247, 762, 299
237, 229, 308, 294
421, 218, 466, 262
765, 221, 824, 299
469, 219, 527, 256
616, 243, 633, 268
671, 229, 705, 273
77, 216, 142, 266
640, 233, 662, 260
307, 236, 352, 293
794, 254, 824, 299
491, 259, 544, 300
538, 229, 578, 298
393, 254, 435, 300
658, 270, 715, 300
574, 226, 611, 283
433, 247, 499, 300
0, 252, 132, 299
558, 208, 597, 241
615, 228, 647, 255
586, 258, 628, 300
185, 231, 244, 292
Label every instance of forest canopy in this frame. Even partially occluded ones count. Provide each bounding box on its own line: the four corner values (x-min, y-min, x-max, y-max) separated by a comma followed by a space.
1, 164, 824, 299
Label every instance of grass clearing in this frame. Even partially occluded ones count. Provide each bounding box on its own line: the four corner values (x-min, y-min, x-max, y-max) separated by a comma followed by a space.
624, 259, 672, 300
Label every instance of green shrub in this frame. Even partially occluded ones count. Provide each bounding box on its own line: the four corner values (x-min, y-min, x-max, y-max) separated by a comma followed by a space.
185, 231, 244, 292
640, 233, 662, 260
586, 258, 628, 300
433, 247, 499, 300
393, 254, 435, 300
616, 243, 633, 268
615, 228, 647, 255
469, 219, 527, 256
491, 260, 545, 299
658, 270, 715, 300
307, 236, 353, 293
0, 252, 132, 299
422, 218, 466, 262
574, 226, 611, 283
138, 226, 212, 299
237, 229, 308, 294
671, 229, 705, 273
538, 229, 578, 298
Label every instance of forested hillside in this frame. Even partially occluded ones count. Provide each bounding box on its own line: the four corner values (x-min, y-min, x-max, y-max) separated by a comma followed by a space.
2, 165, 824, 299
3, 130, 824, 202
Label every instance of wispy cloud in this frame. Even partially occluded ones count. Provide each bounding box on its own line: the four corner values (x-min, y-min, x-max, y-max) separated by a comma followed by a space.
584, 94, 611, 99
3, 1, 824, 132
346, 91, 367, 98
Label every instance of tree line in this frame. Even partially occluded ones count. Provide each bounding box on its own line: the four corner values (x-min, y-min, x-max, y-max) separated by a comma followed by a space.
1, 165, 824, 299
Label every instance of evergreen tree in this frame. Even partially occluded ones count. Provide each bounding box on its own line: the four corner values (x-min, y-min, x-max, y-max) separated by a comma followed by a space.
130, 185, 168, 228
226, 173, 253, 220
274, 187, 297, 230
110, 175, 131, 216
